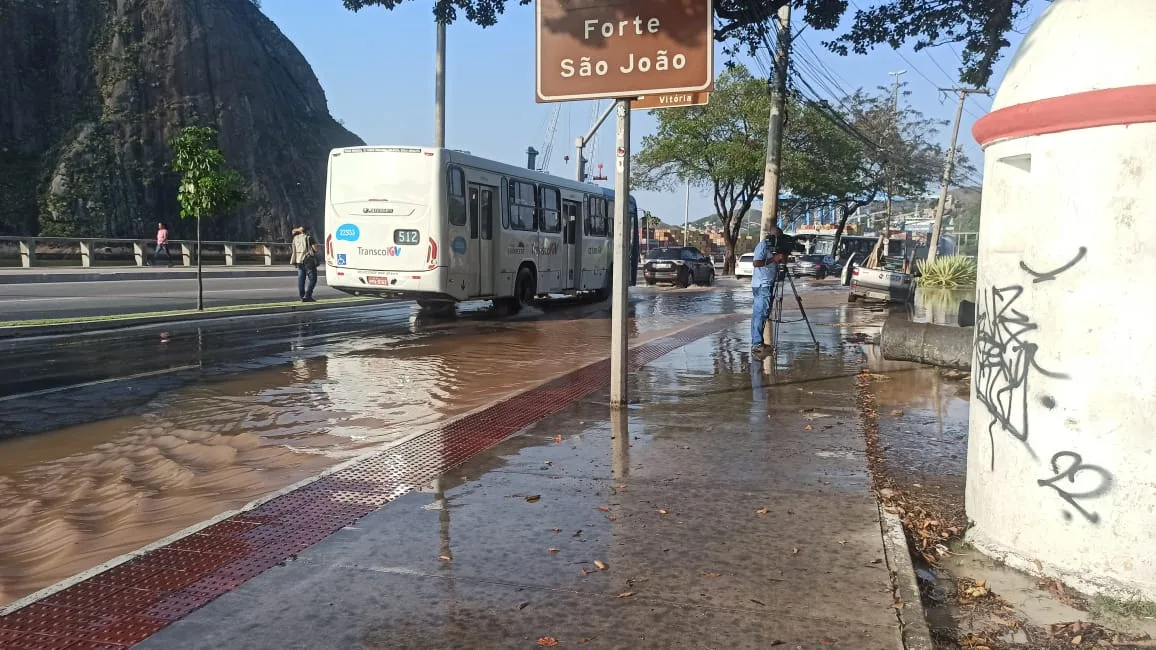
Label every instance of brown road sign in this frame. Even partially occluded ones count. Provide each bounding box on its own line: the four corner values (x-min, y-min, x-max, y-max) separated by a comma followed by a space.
536, 0, 714, 103
632, 91, 710, 110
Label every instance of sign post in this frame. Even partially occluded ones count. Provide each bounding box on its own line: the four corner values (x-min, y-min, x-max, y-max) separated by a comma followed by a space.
536, 0, 713, 408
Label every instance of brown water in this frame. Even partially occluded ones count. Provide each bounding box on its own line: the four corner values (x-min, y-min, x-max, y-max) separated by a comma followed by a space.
0, 303, 714, 605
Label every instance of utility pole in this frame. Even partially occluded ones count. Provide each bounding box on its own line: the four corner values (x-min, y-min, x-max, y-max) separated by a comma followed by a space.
434, 21, 446, 148
883, 70, 905, 237
683, 180, 690, 246
929, 87, 988, 263
758, 2, 791, 241
609, 99, 631, 408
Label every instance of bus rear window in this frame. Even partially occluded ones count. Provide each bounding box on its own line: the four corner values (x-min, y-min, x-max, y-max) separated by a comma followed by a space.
328, 150, 433, 207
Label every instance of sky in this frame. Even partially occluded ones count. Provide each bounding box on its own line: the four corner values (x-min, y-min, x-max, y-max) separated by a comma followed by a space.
261, 0, 1048, 226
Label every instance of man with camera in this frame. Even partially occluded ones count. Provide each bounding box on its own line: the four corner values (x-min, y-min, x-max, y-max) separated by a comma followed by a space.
751, 225, 789, 358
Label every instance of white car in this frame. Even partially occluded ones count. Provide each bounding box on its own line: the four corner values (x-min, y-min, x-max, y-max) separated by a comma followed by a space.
735, 253, 754, 279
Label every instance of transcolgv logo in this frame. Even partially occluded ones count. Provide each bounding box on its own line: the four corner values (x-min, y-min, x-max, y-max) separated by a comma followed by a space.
336, 224, 360, 242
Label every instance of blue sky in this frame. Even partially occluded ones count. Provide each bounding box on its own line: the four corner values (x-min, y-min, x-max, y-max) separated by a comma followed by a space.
262, 0, 1047, 225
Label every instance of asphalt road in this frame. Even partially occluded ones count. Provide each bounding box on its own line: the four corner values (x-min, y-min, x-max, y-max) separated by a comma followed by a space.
0, 274, 348, 321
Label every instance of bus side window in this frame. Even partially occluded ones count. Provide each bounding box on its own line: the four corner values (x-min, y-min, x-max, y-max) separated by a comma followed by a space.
540, 187, 561, 233
606, 200, 614, 238
447, 167, 467, 227
510, 180, 536, 231
500, 178, 509, 229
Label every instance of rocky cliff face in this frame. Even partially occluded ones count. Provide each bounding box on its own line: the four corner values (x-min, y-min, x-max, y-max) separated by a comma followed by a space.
0, 0, 363, 241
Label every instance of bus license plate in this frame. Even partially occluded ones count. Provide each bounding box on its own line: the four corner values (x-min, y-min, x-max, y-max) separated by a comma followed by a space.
394, 229, 420, 245
367, 276, 391, 286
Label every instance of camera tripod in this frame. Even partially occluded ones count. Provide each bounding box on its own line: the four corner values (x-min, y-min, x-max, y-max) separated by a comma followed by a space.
768, 262, 819, 352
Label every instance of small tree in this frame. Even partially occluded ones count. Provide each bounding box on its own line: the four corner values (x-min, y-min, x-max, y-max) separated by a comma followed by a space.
171, 126, 246, 310
633, 65, 769, 274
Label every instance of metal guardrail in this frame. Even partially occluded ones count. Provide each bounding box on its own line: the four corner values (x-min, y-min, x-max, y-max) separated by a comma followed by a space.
0, 236, 293, 268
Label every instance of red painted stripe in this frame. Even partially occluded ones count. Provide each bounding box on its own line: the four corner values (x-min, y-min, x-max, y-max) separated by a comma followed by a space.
973, 84, 1156, 147
0, 316, 736, 649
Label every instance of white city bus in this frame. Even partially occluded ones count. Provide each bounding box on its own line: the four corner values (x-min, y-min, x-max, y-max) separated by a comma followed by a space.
323, 146, 638, 312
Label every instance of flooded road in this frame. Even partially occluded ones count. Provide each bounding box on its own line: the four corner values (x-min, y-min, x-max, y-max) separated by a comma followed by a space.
0, 283, 769, 605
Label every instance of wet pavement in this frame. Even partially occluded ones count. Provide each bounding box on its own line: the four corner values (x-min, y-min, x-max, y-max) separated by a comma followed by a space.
134, 306, 905, 650
0, 277, 922, 649
0, 283, 756, 606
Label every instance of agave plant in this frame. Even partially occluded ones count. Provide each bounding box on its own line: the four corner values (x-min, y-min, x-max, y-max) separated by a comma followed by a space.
918, 256, 978, 288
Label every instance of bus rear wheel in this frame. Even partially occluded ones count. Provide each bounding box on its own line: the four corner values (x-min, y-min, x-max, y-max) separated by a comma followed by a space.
512, 266, 537, 312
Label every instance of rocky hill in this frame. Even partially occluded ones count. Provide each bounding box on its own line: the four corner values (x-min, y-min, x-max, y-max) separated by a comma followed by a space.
0, 0, 363, 241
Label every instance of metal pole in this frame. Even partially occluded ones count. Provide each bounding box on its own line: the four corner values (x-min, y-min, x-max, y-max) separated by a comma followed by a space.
434, 21, 446, 148
758, 2, 791, 241
610, 99, 631, 408
683, 181, 690, 246
883, 70, 905, 238
929, 87, 987, 263
574, 102, 617, 183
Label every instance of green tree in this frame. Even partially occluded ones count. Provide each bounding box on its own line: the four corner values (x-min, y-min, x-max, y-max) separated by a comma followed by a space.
633, 66, 768, 274
783, 86, 956, 255
342, 0, 1034, 86
171, 126, 246, 311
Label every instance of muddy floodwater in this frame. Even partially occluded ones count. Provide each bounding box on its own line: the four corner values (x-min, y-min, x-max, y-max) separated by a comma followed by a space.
0, 287, 758, 605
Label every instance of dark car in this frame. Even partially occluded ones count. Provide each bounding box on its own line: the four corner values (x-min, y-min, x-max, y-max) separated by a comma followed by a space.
790, 254, 830, 279
643, 247, 716, 288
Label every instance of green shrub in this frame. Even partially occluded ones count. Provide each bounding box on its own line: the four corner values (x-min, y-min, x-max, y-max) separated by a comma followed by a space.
918, 256, 977, 288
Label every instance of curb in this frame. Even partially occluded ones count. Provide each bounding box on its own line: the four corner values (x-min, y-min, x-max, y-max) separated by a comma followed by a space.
0, 268, 324, 284
878, 504, 935, 650
0, 298, 388, 340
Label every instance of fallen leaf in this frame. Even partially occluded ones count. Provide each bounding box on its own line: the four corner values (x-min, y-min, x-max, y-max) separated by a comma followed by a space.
658, 509, 669, 515
804, 425, 814, 431
518, 602, 530, 610
617, 592, 634, 598
615, 484, 627, 489
791, 547, 800, 555
598, 506, 610, 512
891, 409, 904, 416
756, 508, 770, 515
537, 637, 559, 647
702, 572, 722, 578
438, 555, 452, 562
771, 642, 785, 647
554, 434, 563, 443
819, 638, 836, 645
526, 495, 541, 503
552, 528, 561, 534
580, 639, 591, 645
548, 548, 560, 554
1070, 635, 1082, 645
572, 529, 583, 537
594, 560, 607, 570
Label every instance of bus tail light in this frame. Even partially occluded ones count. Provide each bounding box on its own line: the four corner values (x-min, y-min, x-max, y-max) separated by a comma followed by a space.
325, 234, 334, 262
427, 238, 438, 269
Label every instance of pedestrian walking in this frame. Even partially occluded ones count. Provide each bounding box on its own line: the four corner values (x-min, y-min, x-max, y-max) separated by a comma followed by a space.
290, 225, 320, 302
750, 225, 787, 358
151, 222, 173, 267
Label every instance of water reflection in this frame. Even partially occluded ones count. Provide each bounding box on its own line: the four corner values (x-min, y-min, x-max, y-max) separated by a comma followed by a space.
913, 287, 974, 326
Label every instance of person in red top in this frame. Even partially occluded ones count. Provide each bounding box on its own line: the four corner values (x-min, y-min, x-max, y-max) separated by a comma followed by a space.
151, 222, 172, 267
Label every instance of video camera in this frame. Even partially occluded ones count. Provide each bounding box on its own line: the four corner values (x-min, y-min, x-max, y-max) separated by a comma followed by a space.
765, 232, 803, 257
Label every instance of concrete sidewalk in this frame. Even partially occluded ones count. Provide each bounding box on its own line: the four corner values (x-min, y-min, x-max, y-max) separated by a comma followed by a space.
132, 312, 918, 649
0, 265, 316, 284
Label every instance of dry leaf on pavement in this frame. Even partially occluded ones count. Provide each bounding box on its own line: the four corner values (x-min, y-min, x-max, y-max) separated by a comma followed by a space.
438, 555, 451, 562
554, 434, 563, 443
552, 528, 561, 533
518, 602, 530, 610
658, 509, 669, 515
548, 548, 559, 554
617, 592, 634, 598
594, 560, 607, 570
525, 495, 541, 503
756, 508, 769, 515
598, 506, 610, 512
537, 637, 559, 647
804, 425, 814, 431
702, 572, 722, 578
791, 547, 800, 555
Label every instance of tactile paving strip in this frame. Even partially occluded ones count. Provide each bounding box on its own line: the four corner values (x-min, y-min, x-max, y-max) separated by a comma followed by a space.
0, 316, 735, 648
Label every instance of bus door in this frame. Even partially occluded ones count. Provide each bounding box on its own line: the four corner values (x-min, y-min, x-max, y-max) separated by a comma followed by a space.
562, 199, 582, 289
469, 183, 496, 295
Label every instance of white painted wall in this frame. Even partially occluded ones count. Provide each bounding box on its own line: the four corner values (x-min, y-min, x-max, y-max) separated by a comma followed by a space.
968, 0, 1156, 600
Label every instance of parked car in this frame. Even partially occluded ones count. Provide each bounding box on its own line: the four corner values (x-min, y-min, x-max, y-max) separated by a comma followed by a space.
735, 253, 754, 279
711, 253, 725, 269
643, 247, 716, 287
789, 254, 829, 279
848, 262, 916, 303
